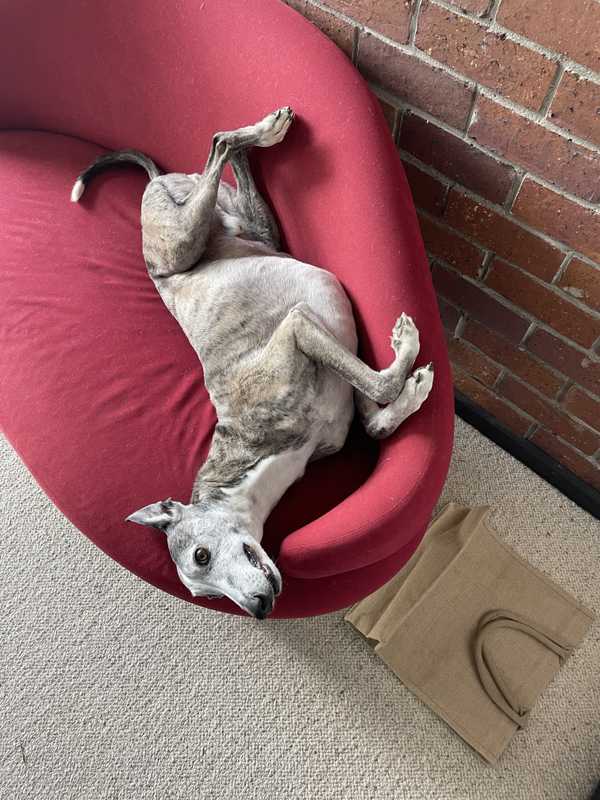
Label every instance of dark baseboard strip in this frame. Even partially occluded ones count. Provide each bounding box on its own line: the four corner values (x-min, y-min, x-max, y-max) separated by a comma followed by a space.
455, 392, 600, 521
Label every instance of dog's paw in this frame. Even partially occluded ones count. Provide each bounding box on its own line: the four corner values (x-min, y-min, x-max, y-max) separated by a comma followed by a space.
391, 313, 420, 364
256, 106, 295, 147
403, 362, 434, 411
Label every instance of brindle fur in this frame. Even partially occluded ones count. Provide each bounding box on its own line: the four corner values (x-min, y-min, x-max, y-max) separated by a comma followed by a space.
72, 108, 433, 618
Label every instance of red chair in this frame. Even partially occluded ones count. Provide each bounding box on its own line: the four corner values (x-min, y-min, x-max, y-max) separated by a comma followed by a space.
0, 0, 453, 617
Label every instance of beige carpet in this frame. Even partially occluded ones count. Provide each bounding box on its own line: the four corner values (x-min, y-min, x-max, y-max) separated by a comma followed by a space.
1, 418, 599, 800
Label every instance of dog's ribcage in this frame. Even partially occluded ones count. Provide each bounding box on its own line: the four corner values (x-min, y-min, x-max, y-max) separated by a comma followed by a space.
153, 250, 357, 442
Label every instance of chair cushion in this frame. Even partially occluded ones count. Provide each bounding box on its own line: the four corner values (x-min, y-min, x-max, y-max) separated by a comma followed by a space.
0, 0, 454, 617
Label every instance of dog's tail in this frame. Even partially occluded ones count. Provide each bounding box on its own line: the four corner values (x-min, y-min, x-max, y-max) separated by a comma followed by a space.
70, 149, 162, 202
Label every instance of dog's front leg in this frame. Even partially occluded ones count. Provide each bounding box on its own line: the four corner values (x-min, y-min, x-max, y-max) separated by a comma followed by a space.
278, 304, 425, 404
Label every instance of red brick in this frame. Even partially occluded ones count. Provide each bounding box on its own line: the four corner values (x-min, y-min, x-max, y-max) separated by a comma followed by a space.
303, 3, 356, 56
557, 258, 600, 313
445, 0, 490, 16
531, 429, 600, 492
417, 3, 556, 110
525, 328, 600, 396
469, 95, 600, 203
498, 0, 600, 74
549, 72, 600, 147
322, 0, 412, 43
563, 386, 600, 433
399, 113, 515, 204
402, 160, 447, 215
444, 190, 563, 281
418, 212, 484, 276
357, 33, 474, 128
462, 319, 565, 397
454, 367, 532, 435
486, 258, 600, 348
377, 96, 397, 133
437, 296, 462, 332
432, 262, 530, 343
498, 374, 600, 454
513, 179, 600, 264
447, 336, 502, 386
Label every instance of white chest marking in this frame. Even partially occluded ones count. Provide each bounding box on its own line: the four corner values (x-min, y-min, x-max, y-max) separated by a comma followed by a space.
223, 441, 316, 528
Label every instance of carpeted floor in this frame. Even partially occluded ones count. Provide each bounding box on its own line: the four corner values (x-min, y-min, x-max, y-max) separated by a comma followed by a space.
1, 418, 599, 800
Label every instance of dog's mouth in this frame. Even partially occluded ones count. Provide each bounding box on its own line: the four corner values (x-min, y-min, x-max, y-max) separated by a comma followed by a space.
261, 561, 281, 596
244, 543, 282, 597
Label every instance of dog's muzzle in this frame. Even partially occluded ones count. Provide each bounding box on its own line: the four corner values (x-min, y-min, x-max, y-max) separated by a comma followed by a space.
243, 543, 282, 618
261, 561, 282, 596
251, 591, 274, 620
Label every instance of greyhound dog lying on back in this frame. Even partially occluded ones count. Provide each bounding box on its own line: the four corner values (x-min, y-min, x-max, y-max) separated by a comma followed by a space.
71, 107, 433, 619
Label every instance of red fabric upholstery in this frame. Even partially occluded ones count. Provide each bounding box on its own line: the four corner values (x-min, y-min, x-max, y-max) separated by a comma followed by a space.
0, 0, 453, 617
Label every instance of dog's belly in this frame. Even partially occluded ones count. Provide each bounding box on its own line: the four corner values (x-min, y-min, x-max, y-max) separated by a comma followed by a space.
156, 253, 357, 363
153, 253, 357, 444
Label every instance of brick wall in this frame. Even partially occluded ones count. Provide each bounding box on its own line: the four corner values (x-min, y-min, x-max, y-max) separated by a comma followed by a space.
286, 0, 600, 494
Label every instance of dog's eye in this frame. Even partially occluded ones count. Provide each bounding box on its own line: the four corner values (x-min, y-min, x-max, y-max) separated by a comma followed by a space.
194, 547, 211, 566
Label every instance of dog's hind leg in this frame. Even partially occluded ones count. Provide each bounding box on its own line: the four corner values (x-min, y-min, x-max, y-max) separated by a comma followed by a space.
143, 108, 293, 276
214, 108, 294, 248
226, 150, 281, 249
208, 106, 294, 156
142, 141, 231, 277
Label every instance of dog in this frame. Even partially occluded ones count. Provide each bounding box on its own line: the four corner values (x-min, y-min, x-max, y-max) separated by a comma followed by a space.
71, 107, 433, 619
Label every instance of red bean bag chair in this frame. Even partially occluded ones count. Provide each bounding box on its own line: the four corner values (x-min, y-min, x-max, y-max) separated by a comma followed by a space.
0, 0, 453, 617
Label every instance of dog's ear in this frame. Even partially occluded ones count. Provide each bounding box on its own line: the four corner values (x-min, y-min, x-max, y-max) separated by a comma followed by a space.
125, 498, 184, 531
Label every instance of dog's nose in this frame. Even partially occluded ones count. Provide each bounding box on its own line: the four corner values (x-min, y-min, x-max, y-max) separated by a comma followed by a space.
253, 593, 272, 620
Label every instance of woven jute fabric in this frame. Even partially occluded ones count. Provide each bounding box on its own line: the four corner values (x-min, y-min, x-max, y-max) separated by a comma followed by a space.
346, 503, 594, 763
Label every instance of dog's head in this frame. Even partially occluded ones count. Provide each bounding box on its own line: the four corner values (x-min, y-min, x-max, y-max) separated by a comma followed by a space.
126, 499, 282, 619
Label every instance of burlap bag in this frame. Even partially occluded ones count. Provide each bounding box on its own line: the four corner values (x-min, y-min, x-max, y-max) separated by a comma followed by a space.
345, 503, 594, 763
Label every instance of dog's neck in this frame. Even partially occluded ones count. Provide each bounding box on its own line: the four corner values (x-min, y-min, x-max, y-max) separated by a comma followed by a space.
191, 425, 313, 537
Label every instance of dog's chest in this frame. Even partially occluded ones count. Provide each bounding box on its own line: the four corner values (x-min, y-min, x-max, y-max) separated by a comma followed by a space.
153, 253, 357, 438
222, 439, 317, 519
